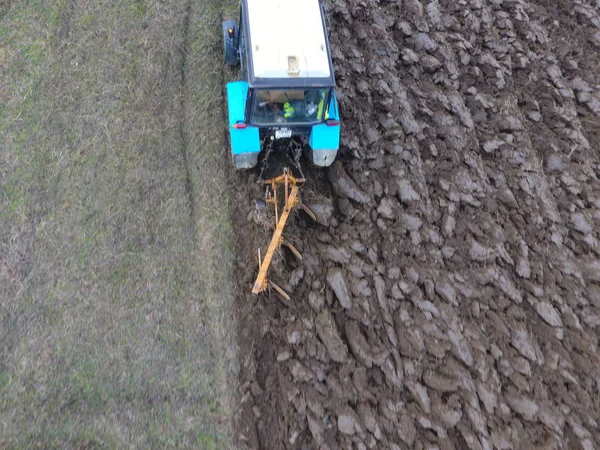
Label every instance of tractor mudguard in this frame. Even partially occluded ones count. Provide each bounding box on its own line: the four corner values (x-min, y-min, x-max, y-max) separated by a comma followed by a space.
307, 91, 340, 167
307, 125, 339, 166
226, 81, 260, 168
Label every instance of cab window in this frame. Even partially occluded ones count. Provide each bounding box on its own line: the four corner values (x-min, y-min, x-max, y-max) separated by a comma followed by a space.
250, 89, 330, 125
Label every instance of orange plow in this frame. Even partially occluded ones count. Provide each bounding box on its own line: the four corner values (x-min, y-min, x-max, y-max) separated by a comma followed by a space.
252, 168, 315, 300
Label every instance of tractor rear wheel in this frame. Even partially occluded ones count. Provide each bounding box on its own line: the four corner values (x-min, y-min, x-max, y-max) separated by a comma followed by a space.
222, 20, 239, 66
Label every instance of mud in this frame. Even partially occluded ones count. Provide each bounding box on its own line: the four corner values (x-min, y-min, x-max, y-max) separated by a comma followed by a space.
231, 0, 600, 448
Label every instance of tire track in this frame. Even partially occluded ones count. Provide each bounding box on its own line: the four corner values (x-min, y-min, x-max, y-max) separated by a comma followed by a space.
178, 0, 196, 238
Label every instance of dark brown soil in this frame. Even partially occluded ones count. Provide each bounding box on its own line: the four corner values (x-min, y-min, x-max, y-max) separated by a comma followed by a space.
231, 0, 600, 448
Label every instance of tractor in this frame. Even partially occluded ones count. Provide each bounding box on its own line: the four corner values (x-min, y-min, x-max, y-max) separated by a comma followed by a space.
222, 0, 340, 171
222, 0, 341, 299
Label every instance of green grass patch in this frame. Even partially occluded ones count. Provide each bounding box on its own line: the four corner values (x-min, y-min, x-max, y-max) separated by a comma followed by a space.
0, 0, 237, 447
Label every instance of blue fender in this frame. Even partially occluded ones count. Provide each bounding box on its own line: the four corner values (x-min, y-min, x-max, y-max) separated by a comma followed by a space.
226, 81, 260, 168
308, 91, 340, 167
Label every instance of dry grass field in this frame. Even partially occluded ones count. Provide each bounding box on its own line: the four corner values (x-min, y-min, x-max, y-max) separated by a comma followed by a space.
1, 0, 238, 447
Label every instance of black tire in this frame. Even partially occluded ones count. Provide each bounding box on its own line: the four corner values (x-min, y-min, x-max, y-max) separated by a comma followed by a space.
222, 20, 239, 66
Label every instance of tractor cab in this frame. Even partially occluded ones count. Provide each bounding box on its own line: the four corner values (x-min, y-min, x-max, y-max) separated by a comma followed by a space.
223, 0, 340, 169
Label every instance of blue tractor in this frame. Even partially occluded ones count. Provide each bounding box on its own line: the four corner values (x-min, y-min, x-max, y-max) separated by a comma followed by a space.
222, 0, 340, 171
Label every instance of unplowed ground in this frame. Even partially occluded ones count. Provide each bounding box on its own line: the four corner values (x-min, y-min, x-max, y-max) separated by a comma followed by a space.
232, 0, 600, 449
1, 0, 237, 447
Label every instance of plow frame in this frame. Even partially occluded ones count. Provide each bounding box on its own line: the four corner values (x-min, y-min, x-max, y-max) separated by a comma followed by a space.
252, 168, 313, 300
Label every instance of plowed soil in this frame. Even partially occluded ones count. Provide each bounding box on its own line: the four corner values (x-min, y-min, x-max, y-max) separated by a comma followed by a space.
231, 0, 600, 449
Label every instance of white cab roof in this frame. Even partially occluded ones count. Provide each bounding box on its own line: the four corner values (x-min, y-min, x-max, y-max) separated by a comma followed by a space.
246, 0, 331, 79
